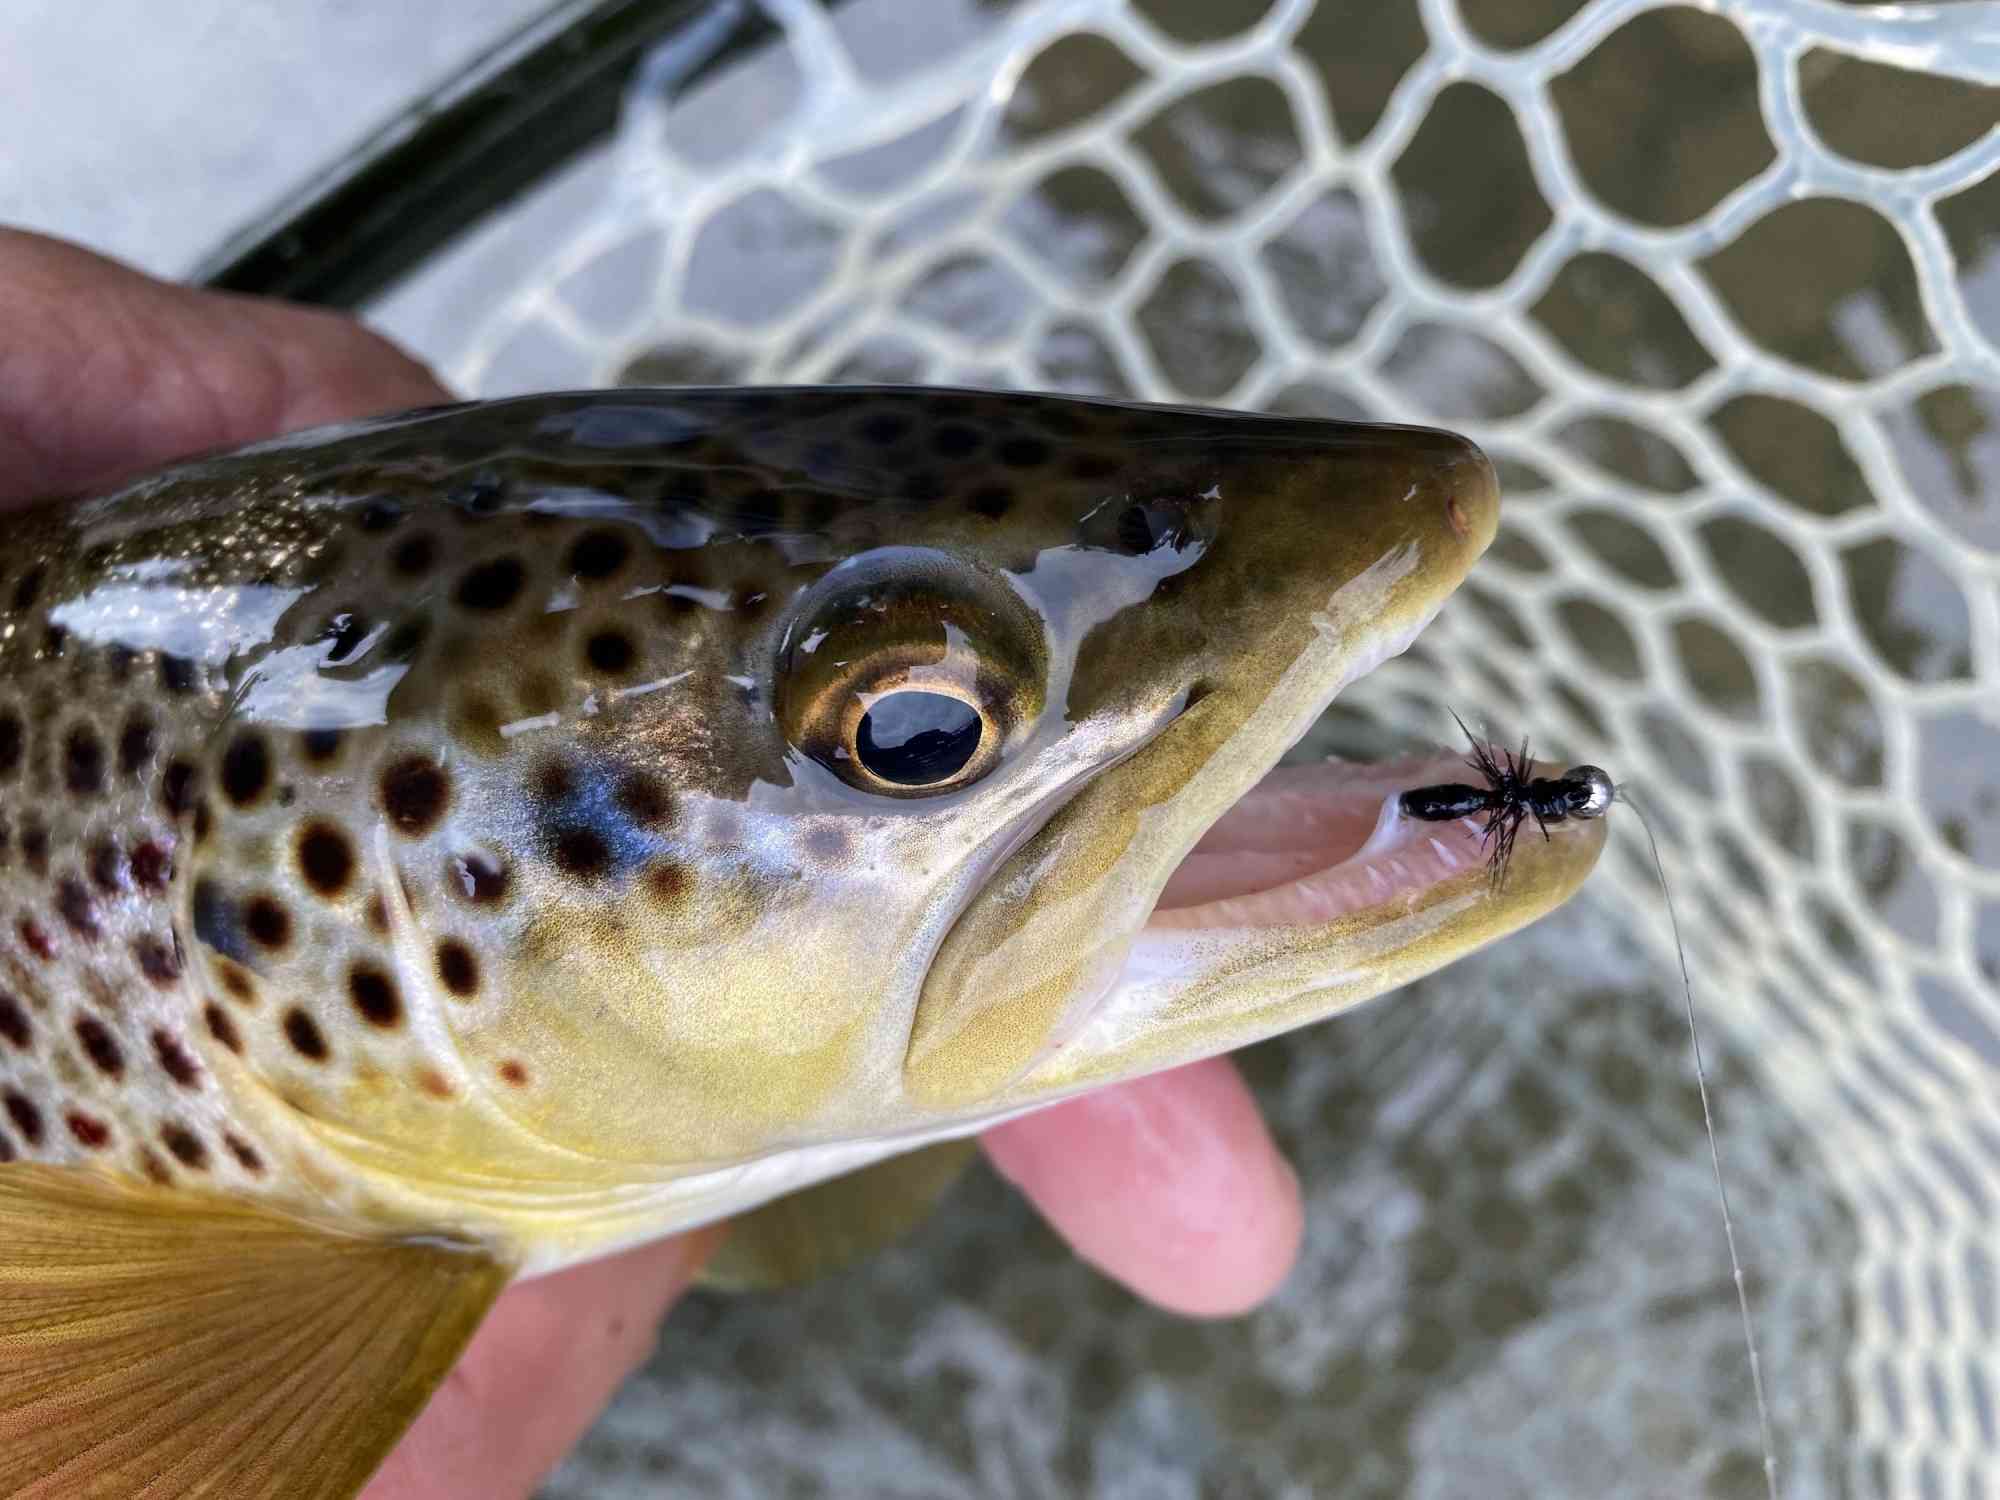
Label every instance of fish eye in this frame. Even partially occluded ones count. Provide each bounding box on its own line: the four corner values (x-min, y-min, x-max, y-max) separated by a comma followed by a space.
776, 550, 1045, 800
853, 690, 984, 787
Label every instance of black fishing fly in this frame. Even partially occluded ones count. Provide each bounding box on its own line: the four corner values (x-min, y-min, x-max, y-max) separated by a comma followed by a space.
1399, 713, 1615, 888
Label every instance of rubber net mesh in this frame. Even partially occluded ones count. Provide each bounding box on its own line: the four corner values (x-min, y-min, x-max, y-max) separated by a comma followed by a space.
372, 1, 2000, 1493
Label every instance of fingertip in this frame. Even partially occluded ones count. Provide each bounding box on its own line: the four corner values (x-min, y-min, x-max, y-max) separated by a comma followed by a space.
983, 1057, 1303, 1318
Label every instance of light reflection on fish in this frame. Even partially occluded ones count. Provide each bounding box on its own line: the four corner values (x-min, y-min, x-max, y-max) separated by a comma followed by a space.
0, 387, 1605, 1497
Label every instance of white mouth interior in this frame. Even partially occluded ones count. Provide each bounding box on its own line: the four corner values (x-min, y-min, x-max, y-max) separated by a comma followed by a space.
1149, 752, 1494, 930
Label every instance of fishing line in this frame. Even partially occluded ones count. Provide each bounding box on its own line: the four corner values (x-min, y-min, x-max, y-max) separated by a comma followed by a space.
1400, 720, 1777, 1494
1620, 784, 1779, 1500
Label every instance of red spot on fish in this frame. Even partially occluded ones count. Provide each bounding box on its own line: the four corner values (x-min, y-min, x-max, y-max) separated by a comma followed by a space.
18, 918, 55, 962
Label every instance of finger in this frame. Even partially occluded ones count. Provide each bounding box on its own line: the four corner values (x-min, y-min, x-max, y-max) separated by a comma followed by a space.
361, 1228, 720, 1500
982, 1056, 1302, 1317
0, 228, 449, 507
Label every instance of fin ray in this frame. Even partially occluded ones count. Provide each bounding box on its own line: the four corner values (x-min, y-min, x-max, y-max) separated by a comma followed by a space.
0, 1165, 508, 1499
703, 1139, 980, 1289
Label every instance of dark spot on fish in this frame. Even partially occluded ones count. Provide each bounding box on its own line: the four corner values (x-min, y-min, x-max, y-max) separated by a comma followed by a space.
90, 839, 124, 894
161, 759, 198, 818
457, 557, 526, 611
18, 918, 55, 962
393, 534, 439, 576
63, 726, 105, 796
418, 1068, 455, 1100
968, 485, 1013, 520
998, 436, 1051, 469
536, 760, 575, 803
359, 500, 403, 532
498, 1060, 530, 1087
193, 800, 214, 845
131, 841, 172, 892
646, 859, 692, 905
151, 1029, 201, 1088
74, 1016, 123, 1078
138, 1148, 171, 1183
0, 711, 21, 780
284, 1007, 329, 1061
569, 530, 630, 580
298, 822, 356, 896
219, 964, 257, 1004
0, 1130, 12, 1163
204, 1003, 242, 1053
381, 755, 451, 835
56, 877, 99, 940
193, 878, 249, 963
20, 822, 49, 874
134, 934, 182, 987
158, 653, 198, 695
4, 1090, 43, 1145
224, 1132, 264, 1172
553, 827, 611, 879
857, 411, 911, 446
245, 896, 292, 950
930, 423, 983, 459
66, 1112, 110, 1148
119, 715, 155, 778
220, 732, 271, 806
585, 631, 636, 675
0, 992, 29, 1050
349, 965, 402, 1027
452, 853, 510, 904
161, 1123, 209, 1170
616, 772, 673, 826
302, 728, 344, 762
436, 940, 479, 998
12, 566, 45, 612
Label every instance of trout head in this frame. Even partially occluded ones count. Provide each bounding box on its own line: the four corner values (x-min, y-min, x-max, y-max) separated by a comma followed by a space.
57, 388, 1602, 1258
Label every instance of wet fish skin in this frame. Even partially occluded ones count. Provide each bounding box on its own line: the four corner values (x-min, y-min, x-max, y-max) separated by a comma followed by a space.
0, 386, 1609, 1498
0, 386, 1522, 1265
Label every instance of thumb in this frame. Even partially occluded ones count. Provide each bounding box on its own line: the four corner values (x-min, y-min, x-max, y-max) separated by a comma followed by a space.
0, 228, 449, 508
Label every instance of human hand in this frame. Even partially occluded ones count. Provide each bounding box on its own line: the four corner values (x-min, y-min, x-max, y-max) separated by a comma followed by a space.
0, 228, 1303, 1500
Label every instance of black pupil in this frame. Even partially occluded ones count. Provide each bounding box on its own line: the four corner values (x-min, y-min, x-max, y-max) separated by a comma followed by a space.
855, 692, 982, 786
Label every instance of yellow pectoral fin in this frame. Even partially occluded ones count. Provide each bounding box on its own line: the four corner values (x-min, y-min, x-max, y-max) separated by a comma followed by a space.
0, 1165, 509, 1500
701, 1139, 980, 1291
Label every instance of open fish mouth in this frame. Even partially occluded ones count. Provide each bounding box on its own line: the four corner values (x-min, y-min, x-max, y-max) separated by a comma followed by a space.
1001, 742, 1610, 1100
1153, 751, 1518, 930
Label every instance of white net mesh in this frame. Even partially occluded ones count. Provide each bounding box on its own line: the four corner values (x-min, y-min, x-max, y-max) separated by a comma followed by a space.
370, 0, 2000, 1493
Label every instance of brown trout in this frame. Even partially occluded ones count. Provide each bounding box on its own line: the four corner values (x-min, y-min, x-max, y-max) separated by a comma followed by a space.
0, 387, 1605, 1496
